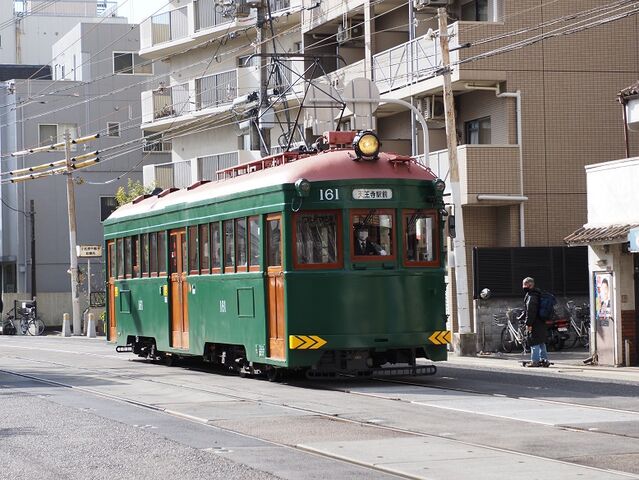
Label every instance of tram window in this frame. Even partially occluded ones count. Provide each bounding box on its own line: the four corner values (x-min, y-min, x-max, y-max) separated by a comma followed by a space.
351, 210, 395, 259
199, 224, 210, 273
125, 237, 133, 277
248, 216, 261, 270
131, 235, 139, 277
141, 234, 149, 277
223, 220, 235, 272
116, 238, 124, 278
236, 218, 247, 272
169, 233, 178, 274
267, 217, 282, 267
149, 232, 158, 276
210, 222, 221, 273
158, 231, 167, 275
294, 211, 340, 268
109, 242, 116, 279
188, 226, 198, 274
404, 210, 437, 266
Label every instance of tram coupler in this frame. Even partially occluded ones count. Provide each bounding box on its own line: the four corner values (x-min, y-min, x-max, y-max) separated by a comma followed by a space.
116, 345, 133, 353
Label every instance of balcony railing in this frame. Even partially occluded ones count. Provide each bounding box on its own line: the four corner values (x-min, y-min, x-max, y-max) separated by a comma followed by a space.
144, 151, 260, 189
149, 6, 189, 47
324, 58, 367, 89
373, 23, 458, 93
152, 83, 191, 121
196, 70, 237, 109
194, 0, 231, 31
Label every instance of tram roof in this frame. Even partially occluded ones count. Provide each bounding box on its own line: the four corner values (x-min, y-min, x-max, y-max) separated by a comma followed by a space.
107, 149, 438, 222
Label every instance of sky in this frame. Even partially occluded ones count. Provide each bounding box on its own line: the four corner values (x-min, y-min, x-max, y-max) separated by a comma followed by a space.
115, 0, 168, 23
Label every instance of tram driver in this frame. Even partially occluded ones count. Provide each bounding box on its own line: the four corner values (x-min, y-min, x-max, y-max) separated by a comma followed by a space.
354, 225, 387, 256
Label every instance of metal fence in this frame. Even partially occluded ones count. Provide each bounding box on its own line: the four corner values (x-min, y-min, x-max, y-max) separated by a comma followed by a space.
195, 0, 231, 30
197, 152, 240, 180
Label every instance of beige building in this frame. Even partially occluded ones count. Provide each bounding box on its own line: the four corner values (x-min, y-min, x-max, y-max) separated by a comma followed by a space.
138, 0, 639, 334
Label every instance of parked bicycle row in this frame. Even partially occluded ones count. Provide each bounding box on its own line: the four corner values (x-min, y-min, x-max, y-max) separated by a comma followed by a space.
493, 300, 590, 353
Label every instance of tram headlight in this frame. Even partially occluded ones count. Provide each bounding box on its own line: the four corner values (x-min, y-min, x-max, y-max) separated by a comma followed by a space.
353, 130, 380, 160
434, 179, 446, 192
295, 178, 311, 197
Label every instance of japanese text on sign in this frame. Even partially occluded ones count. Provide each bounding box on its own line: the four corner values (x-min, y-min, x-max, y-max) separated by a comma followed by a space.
76, 245, 102, 257
352, 188, 393, 200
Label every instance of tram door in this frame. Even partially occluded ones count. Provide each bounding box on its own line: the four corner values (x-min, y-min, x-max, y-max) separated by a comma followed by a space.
266, 214, 285, 359
169, 229, 189, 349
107, 241, 116, 342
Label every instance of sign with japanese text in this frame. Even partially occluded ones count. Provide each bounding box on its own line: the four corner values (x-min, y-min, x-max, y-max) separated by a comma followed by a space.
352, 188, 392, 200
76, 245, 103, 257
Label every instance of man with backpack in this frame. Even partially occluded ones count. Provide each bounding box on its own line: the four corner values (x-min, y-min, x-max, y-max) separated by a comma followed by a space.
521, 277, 550, 367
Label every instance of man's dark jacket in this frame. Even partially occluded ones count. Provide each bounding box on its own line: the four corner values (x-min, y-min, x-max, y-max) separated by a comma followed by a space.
524, 287, 547, 345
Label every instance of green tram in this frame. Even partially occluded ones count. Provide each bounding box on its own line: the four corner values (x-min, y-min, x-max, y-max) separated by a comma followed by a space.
104, 131, 450, 379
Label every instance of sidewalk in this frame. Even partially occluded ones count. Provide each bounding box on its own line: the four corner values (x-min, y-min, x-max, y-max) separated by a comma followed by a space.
444, 349, 639, 383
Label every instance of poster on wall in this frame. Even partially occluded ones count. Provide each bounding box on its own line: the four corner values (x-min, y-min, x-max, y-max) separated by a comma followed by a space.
594, 271, 613, 327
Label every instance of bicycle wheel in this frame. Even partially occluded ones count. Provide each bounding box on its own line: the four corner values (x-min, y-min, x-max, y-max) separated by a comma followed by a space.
578, 321, 591, 349
27, 318, 45, 336
501, 327, 515, 353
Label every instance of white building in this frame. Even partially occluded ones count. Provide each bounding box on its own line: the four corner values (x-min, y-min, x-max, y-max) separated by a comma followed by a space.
0, 0, 126, 65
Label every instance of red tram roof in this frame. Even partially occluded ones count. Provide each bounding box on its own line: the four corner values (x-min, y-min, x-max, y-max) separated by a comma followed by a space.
108, 149, 437, 221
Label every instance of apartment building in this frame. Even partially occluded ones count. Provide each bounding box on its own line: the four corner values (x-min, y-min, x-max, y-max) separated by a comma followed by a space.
0, 0, 125, 65
140, 0, 639, 333
0, 22, 169, 300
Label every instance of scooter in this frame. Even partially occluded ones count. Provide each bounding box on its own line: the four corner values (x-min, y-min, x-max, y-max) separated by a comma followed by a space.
546, 314, 570, 351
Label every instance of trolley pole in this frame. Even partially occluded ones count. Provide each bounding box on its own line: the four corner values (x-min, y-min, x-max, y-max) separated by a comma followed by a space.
64, 130, 82, 335
438, 8, 474, 352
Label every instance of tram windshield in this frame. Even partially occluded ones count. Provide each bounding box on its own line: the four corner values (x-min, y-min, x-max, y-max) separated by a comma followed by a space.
351, 209, 394, 258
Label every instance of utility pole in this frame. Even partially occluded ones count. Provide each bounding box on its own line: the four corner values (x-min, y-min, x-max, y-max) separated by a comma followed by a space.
64, 130, 81, 335
438, 8, 474, 351
253, 1, 271, 156
29, 199, 36, 299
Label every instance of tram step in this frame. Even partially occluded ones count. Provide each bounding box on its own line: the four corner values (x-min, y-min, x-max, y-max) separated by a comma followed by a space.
115, 345, 133, 353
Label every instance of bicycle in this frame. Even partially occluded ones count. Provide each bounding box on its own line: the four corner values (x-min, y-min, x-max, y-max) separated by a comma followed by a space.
494, 307, 529, 353
565, 300, 590, 349
3, 304, 45, 336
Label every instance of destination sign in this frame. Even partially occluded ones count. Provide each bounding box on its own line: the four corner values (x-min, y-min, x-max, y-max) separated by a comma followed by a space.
352, 188, 392, 200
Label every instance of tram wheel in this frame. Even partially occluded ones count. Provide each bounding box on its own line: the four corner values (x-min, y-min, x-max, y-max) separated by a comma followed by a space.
266, 367, 280, 382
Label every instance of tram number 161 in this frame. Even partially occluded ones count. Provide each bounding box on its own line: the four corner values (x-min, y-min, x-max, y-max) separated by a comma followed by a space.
319, 188, 339, 201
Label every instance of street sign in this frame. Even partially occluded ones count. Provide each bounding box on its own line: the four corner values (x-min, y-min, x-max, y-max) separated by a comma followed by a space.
76, 245, 102, 257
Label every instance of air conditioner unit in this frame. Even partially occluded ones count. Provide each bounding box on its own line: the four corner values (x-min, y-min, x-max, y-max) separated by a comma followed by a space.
413, 0, 450, 10
420, 96, 445, 120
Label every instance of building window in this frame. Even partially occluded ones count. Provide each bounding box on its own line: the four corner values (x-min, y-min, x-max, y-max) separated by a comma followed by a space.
143, 130, 171, 152
113, 52, 153, 75
107, 122, 120, 137
38, 124, 58, 146
39, 123, 78, 148
100, 196, 118, 222
461, 0, 488, 21
465, 117, 491, 144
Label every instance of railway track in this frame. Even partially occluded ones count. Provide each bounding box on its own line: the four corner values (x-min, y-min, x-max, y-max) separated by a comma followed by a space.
1, 345, 638, 479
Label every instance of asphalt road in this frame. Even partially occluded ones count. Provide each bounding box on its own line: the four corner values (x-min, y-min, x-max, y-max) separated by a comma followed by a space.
1, 336, 638, 480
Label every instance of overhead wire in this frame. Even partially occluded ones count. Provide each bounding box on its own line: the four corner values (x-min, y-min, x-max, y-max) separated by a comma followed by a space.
3, 2, 633, 177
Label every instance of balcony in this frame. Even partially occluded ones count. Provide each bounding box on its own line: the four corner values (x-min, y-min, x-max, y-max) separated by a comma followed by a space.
141, 67, 260, 131
143, 150, 261, 189
417, 144, 522, 205
140, 0, 300, 59
302, 0, 366, 33
373, 23, 459, 94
